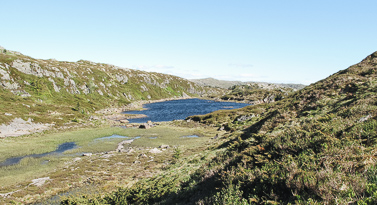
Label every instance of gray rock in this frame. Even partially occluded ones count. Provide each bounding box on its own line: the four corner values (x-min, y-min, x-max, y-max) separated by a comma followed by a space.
80, 84, 90, 94
149, 148, 163, 154
236, 114, 256, 122
48, 78, 61, 92
140, 84, 148, 92
159, 145, 170, 149
359, 114, 372, 123
82, 153, 93, 157
0, 68, 10, 80
115, 74, 128, 84
139, 153, 148, 158
10, 90, 31, 97
30, 177, 50, 187
139, 123, 151, 129
120, 119, 129, 123
2, 81, 20, 89
89, 116, 100, 121
12, 60, 56, 77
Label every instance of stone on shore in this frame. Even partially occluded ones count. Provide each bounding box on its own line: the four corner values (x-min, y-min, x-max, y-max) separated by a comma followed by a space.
82, 153, 93, 157
120, 119, 129, 123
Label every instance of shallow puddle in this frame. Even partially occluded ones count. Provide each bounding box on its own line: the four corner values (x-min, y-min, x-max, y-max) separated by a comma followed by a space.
0, 142, 77, 167
94, 134, 129, 141
180, 135, 199, 138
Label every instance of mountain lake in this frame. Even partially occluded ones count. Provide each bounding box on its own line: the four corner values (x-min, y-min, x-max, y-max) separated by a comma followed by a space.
123, 98, 250, 123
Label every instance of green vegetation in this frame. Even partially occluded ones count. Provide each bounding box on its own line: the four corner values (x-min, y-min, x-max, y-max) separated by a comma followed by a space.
2, 47, 377, 204
0, 124, 217, 204
218, 84, 294, 104
0, 50, 224, 126
56, 51, 377, 204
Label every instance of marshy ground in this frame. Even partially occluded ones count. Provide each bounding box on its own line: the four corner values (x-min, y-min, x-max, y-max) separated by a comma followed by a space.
0, 121, 222, 204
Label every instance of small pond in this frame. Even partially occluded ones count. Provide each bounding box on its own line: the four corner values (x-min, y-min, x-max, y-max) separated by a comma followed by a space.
180, 135, 199, 138
124, 98, 249, 123
94, 134, 129, 141
0, 142, 77, 167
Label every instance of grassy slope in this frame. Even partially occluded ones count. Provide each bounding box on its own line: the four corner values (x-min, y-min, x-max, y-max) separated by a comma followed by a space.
0, 49, 223, 126
65, 51, 377, 204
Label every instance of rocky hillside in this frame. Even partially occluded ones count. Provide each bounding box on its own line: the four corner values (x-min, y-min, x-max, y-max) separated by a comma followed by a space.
183, 51, 377, 204
0, 46, 223, 126
190, 77, 306, 90
70, 51, 377, 204
216, 83, 295, 104
190, 77, 245, 89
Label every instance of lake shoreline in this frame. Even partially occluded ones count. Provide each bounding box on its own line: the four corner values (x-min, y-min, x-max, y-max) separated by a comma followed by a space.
0, 96, 251, 138
0, 96, 195, 138
123, 98, 250, 123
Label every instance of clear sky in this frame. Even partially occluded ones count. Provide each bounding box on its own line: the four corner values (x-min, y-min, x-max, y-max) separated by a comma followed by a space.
1, 1, 376, 85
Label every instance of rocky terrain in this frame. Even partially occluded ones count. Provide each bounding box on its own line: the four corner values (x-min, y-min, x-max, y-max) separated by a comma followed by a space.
214, 83, 296, 105
2, 46, 377, 204
58, 51, 377, 204
0, 46, 224, 134
190, 77, 306, 90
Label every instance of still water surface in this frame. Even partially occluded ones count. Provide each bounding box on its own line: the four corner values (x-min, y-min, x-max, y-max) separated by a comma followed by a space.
124, 98, 249, 123
0, 142, 77, 167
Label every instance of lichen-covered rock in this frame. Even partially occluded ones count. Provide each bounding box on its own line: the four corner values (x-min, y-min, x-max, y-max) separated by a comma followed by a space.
48, 78, 61, 92
0, 68, 10, 80
115, 74, 128, 84
80, 83, 90, 94
12, 59, 56, 77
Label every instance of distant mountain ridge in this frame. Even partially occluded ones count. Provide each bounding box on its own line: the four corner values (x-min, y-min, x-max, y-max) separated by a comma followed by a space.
190, 77, 307, 90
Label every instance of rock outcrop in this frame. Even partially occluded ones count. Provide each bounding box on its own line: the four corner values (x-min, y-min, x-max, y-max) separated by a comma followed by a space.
0, 46, 225, 127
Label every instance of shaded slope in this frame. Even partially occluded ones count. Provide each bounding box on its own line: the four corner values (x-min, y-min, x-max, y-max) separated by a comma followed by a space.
88, 51, 377, 204
183, 51, 377, 204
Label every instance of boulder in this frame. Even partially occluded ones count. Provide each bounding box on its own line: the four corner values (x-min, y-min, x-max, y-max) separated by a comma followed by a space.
149, 148, 162, 154
139, 153, 148, 158
359, 114, 372, 123
30, 177, 50, 187
139, 123, 151, 129
120, 119, 129, 123
82, 153, 93, 157
159, 145, 170, 149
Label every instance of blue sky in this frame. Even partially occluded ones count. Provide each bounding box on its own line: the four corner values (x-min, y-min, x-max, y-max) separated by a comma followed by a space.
1, 1, 376, 85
